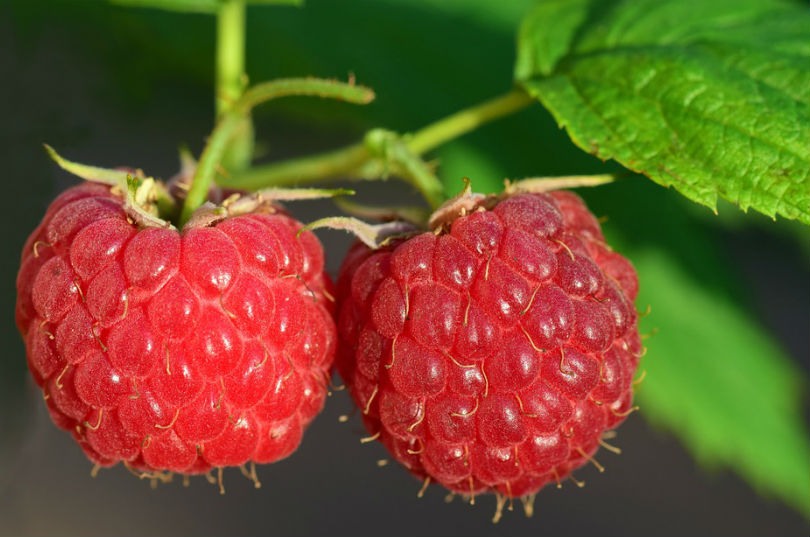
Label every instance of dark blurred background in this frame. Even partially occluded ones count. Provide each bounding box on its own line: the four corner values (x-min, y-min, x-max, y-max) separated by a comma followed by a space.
1, 1, 808, 535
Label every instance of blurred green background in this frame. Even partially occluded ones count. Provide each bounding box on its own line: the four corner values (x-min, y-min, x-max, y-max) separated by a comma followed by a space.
1, 1, 808, 535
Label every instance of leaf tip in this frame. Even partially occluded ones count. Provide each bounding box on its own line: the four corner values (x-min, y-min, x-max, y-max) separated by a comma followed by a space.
42, 144, 83, 178
42, 143, 60, 164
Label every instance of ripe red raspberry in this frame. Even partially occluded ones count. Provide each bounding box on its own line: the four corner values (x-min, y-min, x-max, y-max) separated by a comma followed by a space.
336, 190, 642, 513
16, 181, 336, 478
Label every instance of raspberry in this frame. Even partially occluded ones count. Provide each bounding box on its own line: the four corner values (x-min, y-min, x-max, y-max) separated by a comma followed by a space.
16, 182, 336, 478
336, 190, 641, 515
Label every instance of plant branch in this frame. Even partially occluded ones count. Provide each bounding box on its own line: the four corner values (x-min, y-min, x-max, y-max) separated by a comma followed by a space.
227, 144, 372, 191
216, 0, 253, 173
216, 0, 246, 117
407, 88, 532, 154
180, 78, 374, 225
227, 87, 534, 199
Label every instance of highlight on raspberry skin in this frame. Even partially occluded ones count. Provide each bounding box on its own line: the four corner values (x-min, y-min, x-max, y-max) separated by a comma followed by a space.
335, 190, 643, 521
15, 182, 337, 487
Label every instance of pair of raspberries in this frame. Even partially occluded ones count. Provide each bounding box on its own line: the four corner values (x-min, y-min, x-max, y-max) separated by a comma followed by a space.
15, 181, 641, 509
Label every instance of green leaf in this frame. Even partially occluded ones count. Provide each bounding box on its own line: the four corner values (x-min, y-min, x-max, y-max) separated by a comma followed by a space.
585, 179, 810, 518
634, 250, 810, 518
516, 0, 810, 225
108, 0, 301, 14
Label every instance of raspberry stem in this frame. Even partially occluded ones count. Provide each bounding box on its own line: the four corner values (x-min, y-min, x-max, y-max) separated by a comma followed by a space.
216, 0, 246, 118
363, 129, 445, 210
225, 88, 533, 204
407, 88, 533, 155
180, 78, 375, 225
216, 0, 253, 174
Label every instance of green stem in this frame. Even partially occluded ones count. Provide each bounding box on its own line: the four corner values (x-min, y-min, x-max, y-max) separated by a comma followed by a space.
230, 144, 371, 191
180, 78, 374, 225
228, 87, 534, 199
407, 88, 532, 154
391, 139, 444, 210
216, 0, 246, 117
182, 113, 244, 225
216, 0, 253, 173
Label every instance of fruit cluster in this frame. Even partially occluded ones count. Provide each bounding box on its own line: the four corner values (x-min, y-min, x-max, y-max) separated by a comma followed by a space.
15, 170, 641, 513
